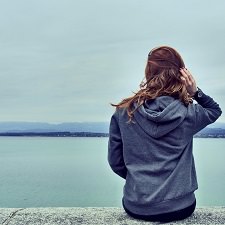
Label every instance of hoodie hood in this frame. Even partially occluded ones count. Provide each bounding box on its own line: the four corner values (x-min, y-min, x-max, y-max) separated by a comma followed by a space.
133, 96, 187, 138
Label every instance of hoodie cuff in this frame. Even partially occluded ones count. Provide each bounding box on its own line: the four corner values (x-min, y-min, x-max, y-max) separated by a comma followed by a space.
193, 87, 203, 100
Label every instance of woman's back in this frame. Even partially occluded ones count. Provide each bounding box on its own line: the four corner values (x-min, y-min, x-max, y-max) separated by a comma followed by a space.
108, 46, 222, 222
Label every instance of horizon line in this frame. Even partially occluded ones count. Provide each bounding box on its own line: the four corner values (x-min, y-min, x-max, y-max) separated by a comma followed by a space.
0, 121, 110, 124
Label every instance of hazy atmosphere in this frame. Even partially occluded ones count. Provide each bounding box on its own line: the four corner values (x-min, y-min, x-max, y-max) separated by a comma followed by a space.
0, 0, 224, 123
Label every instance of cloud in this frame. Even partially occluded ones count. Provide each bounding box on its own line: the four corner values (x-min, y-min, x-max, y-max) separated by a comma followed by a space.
0, 0, 224, 122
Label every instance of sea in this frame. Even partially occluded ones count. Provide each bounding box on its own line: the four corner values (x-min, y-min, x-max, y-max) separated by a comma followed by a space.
0, 137, 224, 208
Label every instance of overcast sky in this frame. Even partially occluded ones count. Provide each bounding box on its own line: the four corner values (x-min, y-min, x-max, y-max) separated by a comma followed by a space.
0, 0, 224, 123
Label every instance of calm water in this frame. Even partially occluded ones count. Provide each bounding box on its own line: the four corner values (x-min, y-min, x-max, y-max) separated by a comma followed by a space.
0, 137, 224, 207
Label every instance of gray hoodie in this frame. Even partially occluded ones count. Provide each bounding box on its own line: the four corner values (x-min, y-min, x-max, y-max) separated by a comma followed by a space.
108, 89, 222, 215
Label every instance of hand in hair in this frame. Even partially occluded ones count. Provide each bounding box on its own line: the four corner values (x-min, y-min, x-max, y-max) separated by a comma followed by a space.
180, 68, 198, 97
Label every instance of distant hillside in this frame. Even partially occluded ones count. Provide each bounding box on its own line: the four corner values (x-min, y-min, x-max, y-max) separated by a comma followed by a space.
207, 122, 225, 129
0, 122, 109, 133
0, 122, 224, 137
195, 127, 225, 138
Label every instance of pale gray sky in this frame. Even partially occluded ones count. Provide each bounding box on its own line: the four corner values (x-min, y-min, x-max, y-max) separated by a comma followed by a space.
0, 0, 224, 123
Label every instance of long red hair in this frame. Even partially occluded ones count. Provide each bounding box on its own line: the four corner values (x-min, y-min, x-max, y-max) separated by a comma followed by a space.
112, 46, 193, 122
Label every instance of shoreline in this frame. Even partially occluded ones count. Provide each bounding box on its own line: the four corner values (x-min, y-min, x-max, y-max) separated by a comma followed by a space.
0, 132, 225, 138
0, 132, 109, 137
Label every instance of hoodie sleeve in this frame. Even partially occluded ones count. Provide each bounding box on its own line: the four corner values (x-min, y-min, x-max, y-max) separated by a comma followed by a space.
191, 88, 222, 134
108, 110, 127, 179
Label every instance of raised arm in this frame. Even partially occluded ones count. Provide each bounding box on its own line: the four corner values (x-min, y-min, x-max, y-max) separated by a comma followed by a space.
180, 68, 222, 134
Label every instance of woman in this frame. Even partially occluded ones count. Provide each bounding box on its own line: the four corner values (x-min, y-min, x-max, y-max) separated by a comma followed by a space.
108, 46, 222, 222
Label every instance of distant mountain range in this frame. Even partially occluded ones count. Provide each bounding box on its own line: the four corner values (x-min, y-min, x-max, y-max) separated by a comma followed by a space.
0, 122, 225, 137
0, 122, 109, 133
197, 123, 225, 138
207, 122, 225, 129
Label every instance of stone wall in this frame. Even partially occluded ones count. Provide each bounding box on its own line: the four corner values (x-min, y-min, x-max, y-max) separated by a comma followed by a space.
1, 207, 225, 225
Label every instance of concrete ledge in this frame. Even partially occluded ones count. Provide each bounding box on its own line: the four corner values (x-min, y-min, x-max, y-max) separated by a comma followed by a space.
0, 207, 225, 225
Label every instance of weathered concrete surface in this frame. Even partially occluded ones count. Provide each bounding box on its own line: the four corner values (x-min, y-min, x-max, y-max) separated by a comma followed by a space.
0, 207, 225, 225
